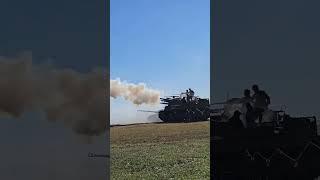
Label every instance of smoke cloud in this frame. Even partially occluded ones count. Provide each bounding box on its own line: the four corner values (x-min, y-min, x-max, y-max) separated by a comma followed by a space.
0, 52, 108, 136
110, 78, 160, 105
0, 52, 161, 134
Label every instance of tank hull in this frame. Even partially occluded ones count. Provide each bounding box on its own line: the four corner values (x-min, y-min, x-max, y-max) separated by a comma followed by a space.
159, 109, 209, 123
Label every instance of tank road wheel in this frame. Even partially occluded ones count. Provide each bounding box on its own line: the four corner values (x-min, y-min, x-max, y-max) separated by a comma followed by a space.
183, 111, 189, 122
189, 111, 196, 122
167, 112, 175, 123
184, 109, 192, 123
158, 111, 165, 122
159, 111, 171, 123
193, 110, 202, 121
174, 109, 186, 122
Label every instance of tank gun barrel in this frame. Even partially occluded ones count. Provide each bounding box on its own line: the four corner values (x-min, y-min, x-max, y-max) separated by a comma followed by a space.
171, 94, 180, 96
160, 98, 172, 101
160, 98, 174, 102
160, 98, 171, 100
164, 95, 179, 98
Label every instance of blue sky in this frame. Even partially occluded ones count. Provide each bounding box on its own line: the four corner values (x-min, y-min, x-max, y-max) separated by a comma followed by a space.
111, 0, 210, 124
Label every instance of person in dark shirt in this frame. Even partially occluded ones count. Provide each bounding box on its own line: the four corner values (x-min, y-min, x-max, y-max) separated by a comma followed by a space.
189, 88, 194, 96
182, 97, 187, 103
251, 84, 271, 124
229, 110, 244, 129
244, 89, 251, 98
188, 88, 194, 101
186, 89, 190, 102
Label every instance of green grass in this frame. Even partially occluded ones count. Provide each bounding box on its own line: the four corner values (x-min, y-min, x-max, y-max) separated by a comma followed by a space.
111, 122, 210, 180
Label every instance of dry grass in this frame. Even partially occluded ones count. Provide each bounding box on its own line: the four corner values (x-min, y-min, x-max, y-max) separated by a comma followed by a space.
111, 121, 210, 180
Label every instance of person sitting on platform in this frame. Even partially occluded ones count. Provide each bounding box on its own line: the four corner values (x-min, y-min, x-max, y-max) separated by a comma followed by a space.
229, 110, 244, 129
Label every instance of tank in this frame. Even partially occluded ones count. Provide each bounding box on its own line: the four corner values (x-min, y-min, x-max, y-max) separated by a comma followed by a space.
158, 91, 210, 123
210, 98, 320, 179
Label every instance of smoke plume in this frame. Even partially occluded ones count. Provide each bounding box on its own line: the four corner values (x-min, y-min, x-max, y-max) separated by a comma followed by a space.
0, 52, 108, 136
110, 78, 160, 105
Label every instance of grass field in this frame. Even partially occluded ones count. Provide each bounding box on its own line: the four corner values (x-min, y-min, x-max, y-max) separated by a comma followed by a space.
111, 121, 210, 180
